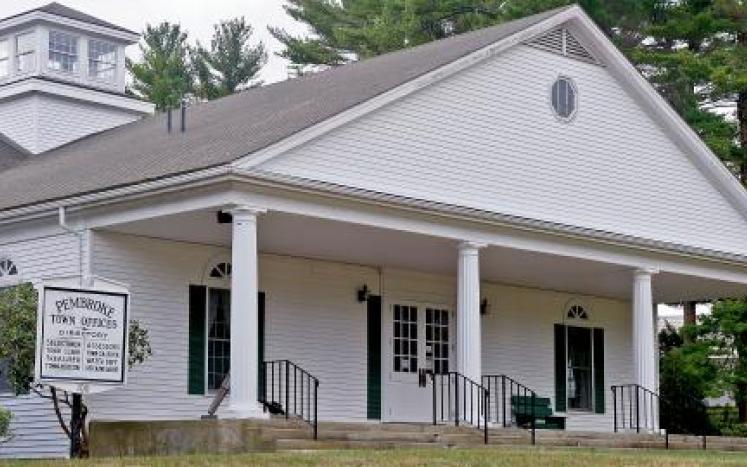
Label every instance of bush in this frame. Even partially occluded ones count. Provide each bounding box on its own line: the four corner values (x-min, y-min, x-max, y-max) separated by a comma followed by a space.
0, 406, 11, 440
721, 423, 747, 437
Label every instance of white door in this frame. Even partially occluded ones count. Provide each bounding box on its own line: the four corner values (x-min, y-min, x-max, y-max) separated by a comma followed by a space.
385, 302, 454, 422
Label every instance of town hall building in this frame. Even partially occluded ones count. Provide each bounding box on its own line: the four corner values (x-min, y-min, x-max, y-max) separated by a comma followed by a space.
3, 2, 747, 458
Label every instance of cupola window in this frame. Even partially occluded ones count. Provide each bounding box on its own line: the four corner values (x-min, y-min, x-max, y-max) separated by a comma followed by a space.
49, 30, 79, 73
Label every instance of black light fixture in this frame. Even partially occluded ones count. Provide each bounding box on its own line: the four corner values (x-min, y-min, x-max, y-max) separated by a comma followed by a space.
216, 211, 233, 224
357, 284, 370, 303
480, 298, 490, 316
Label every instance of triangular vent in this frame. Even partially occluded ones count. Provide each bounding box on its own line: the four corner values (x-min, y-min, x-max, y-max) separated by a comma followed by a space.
526, 27, 601, 66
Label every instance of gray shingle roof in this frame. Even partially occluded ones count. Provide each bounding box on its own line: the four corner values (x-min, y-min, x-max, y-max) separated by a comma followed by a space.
0, 138, 25, 172
0, 6, 569, 212
34, 2, 137, 35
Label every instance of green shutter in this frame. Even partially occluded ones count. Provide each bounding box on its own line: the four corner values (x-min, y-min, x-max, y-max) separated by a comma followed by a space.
367, 295, 382, 419
593, 327, 605, 414
258, 292, 266, 398
554, 324, 566, 412
188, 285, 207, 395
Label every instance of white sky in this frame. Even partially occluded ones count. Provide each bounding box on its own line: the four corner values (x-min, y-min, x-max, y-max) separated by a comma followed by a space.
0, 0, 309, 83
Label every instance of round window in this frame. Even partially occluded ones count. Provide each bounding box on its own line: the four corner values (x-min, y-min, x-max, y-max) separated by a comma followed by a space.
551, 77, 577, 120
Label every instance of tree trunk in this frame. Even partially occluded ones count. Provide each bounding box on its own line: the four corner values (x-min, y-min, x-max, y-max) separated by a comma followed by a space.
683, 301, 697, 344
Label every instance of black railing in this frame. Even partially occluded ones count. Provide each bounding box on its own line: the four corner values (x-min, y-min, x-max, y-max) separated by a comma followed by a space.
431, 372, 489, 444
482, 374, 536, 445
260, 360, 319, 439
611, 384, 707, 449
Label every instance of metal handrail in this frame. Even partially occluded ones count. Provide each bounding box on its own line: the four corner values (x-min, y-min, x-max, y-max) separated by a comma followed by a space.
482, 374, 537, 445
611, 383, 707, 450
431, 371, 489, 444
261, 359, 320, 439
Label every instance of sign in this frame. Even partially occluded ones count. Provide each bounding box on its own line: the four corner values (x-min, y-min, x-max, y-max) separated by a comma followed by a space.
37, 283, 129, 385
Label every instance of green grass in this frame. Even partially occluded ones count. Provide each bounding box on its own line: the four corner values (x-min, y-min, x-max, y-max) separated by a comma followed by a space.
2, 447, 747, 467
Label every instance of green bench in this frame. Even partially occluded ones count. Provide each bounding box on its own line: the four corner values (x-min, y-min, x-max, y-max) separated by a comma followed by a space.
511, 395, 566, 430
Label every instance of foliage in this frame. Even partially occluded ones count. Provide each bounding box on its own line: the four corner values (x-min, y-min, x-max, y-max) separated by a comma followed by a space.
128, 319, 153, 368
127, 22, 194, 111
0, 283, 37, 395
0, 405, 10, 441
721, 422, 747, 437
657, 323, 718, 434
192, 18, 266, 99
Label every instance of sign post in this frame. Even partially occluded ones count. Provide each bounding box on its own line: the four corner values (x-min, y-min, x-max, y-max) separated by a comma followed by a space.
34, 277, 130, 457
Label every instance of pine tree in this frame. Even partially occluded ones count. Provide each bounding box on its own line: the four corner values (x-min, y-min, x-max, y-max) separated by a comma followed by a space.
127, 22, 193, 111
192, 17, 267, 100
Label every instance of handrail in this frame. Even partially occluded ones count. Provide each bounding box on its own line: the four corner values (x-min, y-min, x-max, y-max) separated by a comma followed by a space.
431, 372, 489, 444
261, 359, 319, 439
482, 374, 537, 445
611, 383, 707, 450
206, 373, 231, 418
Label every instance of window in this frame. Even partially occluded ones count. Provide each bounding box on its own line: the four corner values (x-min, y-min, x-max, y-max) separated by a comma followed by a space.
88, 39, 116, 81
567, 326, 592, 410
425, 308, 449, 374
48, 30, 78, 73
393, 304, 418, 373
0, 258, 18, 279
551, 76, 577, 120
0, 40, 8, 78
209, 262, 231, 280
567, 304, 588, 320
207, 288, 230, 390
16, 32, 35, 73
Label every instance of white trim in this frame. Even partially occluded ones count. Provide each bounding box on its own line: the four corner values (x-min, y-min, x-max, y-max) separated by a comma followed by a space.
0, 11, 139, 43
0, 77, 153, 114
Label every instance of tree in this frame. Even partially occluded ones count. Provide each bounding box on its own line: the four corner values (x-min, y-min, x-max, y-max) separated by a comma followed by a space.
127, 22, 193, 111
695, 299, 747, 422
0, 283, 152, 457
192, 18, 267, 100
0, 406, 10, 441
269, 0, 649, 69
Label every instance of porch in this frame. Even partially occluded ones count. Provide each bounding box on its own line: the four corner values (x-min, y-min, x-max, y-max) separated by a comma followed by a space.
76, 192, 747, 439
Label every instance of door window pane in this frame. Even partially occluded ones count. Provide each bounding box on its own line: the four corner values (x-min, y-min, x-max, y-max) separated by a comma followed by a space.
16, 32, 35, 73
48, 30, 78, 73
567, 326, 592, 410
393, 305, 417, 373
425, 308, 449, 374
0, 40, 8, 78
88, 39, 116, 81
207, 288, 230, 390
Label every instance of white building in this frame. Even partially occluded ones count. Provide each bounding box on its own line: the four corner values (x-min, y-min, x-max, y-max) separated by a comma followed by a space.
2, 2, 747, 458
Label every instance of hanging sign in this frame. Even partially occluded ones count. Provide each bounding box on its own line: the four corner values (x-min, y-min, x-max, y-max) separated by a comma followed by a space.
36, 280, 129, 386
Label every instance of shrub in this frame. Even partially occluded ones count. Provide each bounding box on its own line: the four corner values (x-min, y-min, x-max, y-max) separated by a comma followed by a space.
0, 406, 11, 440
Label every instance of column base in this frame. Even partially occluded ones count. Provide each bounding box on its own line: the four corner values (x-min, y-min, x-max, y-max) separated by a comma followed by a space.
222, 401, 270, 420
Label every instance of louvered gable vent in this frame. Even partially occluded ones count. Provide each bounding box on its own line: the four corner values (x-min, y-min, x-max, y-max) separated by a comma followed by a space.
526, 27, 601, 65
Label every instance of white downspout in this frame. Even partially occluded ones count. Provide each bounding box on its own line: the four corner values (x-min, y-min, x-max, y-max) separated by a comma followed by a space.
58, 206, 92, 288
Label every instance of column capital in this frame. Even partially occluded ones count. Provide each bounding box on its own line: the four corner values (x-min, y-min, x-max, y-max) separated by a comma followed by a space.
223, 204, 266, 219
634, 268, 659, 278
458, 241, 487, 252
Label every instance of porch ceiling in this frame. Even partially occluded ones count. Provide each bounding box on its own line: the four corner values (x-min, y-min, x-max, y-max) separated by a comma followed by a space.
105, 209, 747, 303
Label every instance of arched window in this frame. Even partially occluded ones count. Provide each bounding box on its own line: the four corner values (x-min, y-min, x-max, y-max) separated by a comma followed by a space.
208, 262, 231, 280
567, 304, 588, 320
0, 258, 18, 279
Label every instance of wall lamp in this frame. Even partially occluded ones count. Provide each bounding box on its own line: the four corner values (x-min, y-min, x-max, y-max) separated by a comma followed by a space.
357, 284, 370, 303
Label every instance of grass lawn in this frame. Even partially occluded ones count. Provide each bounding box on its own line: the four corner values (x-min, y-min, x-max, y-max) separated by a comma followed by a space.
1, 447, 747, 467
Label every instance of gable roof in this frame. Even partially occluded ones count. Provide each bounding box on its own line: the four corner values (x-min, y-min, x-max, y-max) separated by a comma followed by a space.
23, 2, 137, 35
0, 5, 571, 213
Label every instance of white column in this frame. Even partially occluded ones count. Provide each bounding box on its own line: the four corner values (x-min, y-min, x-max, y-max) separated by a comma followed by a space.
228, 206, 266, 418
632, 268, 658, 430
457, 241, 484, 383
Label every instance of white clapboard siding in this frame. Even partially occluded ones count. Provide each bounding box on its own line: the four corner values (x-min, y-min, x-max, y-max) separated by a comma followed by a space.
0, 94, 138, 155
88, 231, 632, 432
259, 44, 747, 257
0, 232, 80, 459
0, 393, 70, 459
87, 231, 380, 422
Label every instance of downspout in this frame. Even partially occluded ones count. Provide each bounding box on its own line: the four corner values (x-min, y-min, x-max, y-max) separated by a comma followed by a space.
58, 206, 92, 288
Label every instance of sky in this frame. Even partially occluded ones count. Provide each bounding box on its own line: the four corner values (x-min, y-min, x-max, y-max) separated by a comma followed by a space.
0, 0, 309, 83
